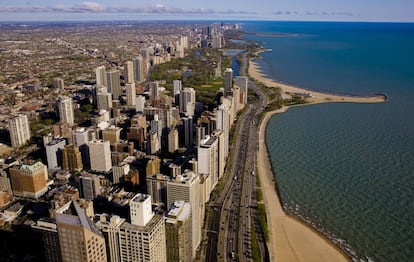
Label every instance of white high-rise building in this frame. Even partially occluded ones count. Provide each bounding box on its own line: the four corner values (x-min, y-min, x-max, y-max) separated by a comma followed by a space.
224, 68, 233, 96
216, 105, 230, 158
8, 114, 31, 148
179, 87, 196, 116
167, 171, 201, 258
89, 140, 111, 172
168, 128, 179, 153
135, 95, 146, 113
107, 70, 121, 100
72, 127, 89, 146
123, 60, 134, 84
119, 194, 166, 262
130, 193, 154, 227
133, 56, 145, 83
126, 83, 136, 106
173, 80, 182, 96
95, 65, 107, 87
45, 138, 66, 169
198, 135, 219, 190
57, 96, 75, 127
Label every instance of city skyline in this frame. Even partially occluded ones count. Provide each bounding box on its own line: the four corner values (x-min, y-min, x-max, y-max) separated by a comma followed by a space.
0, 0, 413, 22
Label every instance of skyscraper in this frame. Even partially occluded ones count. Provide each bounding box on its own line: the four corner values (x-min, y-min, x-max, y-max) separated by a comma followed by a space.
133, 56, 145, 83
168, 128, 179, 153
179, 87, 196, 116
79, 174, 100, 200
95, 65, 107, 87
118, 194, 166, 262
62, 144, 83, 171
57, 96, 75, 127
45, 138, 66, 169
97, 89, 113, 111
123, 60, 134, 84
56, 201, 107, 262
107, 70, 121, 100
8, 114, 31, 148
167, 171, 201, 257
165, 201, 192, 262
126, 83, 136, 106
234, 76, 248, 105
149, 81, 159, 100
198, 135, 219, 189
224, 68, 233, 96
89, 140, 111, 173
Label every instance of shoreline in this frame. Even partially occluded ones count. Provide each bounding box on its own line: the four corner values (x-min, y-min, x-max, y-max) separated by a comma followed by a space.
252, 52, 385, 261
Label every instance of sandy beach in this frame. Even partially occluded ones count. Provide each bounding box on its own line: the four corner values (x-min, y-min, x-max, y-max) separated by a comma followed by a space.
252, 55, 385, 261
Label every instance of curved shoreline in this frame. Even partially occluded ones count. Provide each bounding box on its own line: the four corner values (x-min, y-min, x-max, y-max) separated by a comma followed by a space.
252, 53, 385, 261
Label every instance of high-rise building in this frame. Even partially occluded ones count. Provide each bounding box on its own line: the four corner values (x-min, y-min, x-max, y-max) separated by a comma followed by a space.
112, 161, 130, 184
168, 128, 179, 153
149, 81, 159, 100
126, 83, 136, 106
123, 60, 134, 84
165, 201, 192, 262
94, 214, 125, 262
95, 65, 107, 87
146, 174, 170, 206
182, 117, 194, 149
148, 131, 160, 155
107, 70, 121, 100
57, 96, 75, 127
56, 201, 107, 262
179, 87, 196, 116
212, 130, 225, 179
234, 76, 248, 105
146, 157, 161, 177
30, 218, 62, 262
45, 138, 66, 169
135, 95, 146, 113
216, 105, 230, 158
133, 56, 145, 83
198, 135, 219, 190
167, 171, 201, 257
79, 174, 100, 200
118, 194, 166, 262
97, 90, 113, 111
9, 161, 48, 199
224, 68, 233, 96
72, 127, 90, 168
102, 126, 122, 145
8, 114, 31, 148
173, 79, 182, 96
62, 144, 83, 171
89, 140, 111, 173
55, 78, 64, 90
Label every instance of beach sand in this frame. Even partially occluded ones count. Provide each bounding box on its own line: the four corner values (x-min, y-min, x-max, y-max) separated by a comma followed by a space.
251, 56, 385, 261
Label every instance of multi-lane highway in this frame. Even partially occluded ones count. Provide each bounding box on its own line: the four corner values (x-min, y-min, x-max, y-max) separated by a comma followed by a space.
203, 51, 269, 262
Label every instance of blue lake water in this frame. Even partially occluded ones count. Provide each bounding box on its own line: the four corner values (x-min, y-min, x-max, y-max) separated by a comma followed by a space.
242, 21, 414, 261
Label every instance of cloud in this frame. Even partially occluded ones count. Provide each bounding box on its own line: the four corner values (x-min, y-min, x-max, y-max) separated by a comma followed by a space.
0, 3, 252, 15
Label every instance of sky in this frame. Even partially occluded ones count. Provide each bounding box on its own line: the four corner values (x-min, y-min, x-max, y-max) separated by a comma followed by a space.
0, 0, 413, 22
